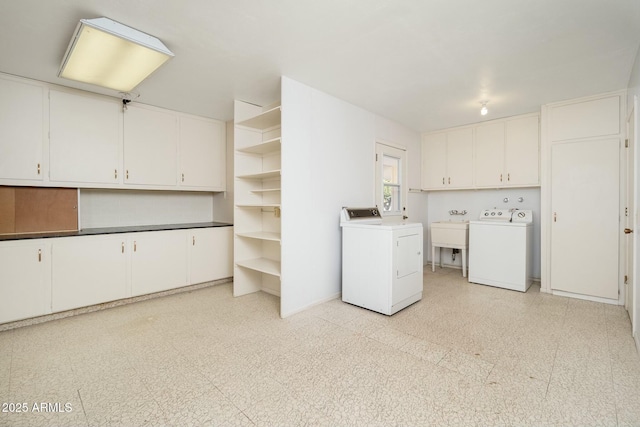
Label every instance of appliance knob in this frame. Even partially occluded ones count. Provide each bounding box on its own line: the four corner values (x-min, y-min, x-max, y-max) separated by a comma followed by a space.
497, 211, 502, 216
518, 212, 525, 218
484, 212, 489, 216
491, 212, 495, 216
372, 209, 378, 216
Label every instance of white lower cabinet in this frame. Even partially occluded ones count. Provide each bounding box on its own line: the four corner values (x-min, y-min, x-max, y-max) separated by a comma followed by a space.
131, 230, 188, 296
0, 240, 50, 323
189, 227, 233, 285
52, 235, 128, 312
1, 226, 233, 324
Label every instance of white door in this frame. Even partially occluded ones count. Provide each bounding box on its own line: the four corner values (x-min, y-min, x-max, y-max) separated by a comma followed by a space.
626, 105, 635, 324
189, 227, 233, 284
629, 96, 639, 337
551, 139, 620, 300
376, 143, 407, 221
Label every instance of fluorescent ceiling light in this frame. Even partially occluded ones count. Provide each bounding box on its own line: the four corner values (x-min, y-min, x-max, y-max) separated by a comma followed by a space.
58, 17, 174, 92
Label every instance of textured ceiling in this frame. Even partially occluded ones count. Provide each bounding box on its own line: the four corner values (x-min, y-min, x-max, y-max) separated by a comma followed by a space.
1, 0, 639, 131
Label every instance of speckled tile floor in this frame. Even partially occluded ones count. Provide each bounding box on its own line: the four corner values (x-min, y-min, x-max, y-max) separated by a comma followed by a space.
1, 267, 640, 426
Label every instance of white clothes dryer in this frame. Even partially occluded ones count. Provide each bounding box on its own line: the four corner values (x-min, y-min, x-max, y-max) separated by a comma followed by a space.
340, 207, 423, 315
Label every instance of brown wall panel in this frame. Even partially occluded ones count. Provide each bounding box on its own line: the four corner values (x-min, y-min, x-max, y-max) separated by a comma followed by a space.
0, 187, 16, 234
14, 187, 78, 233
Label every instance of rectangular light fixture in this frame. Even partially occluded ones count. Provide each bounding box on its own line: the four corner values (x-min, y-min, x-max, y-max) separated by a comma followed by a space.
58, 17, 174, 92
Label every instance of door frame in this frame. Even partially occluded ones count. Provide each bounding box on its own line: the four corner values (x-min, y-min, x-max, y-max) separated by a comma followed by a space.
541, 90, 627, 303
375, 141, 408, 221
626, 99, 636, 335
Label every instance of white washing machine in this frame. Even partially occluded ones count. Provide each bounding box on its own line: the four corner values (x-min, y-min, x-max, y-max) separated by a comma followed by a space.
469, 209, 533, 292
340, 207, 423, 315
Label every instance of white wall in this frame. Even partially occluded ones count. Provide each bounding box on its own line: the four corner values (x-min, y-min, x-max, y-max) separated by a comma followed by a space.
212, 120, 234, 223
79, 189, 214, 228
375, 115, 429, 256
280, 77, 424, 317
627, 45, 640, 114
426, 188, 541, 279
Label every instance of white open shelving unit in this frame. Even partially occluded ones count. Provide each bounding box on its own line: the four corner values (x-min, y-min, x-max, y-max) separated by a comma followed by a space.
233, 100, 282, 298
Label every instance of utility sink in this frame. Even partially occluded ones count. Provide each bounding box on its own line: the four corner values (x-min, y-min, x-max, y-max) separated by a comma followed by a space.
430, 221, 469, 277
430, 221, 469, 247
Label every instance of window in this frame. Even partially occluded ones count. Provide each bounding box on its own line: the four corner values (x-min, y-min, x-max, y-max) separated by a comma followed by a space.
375, 142, 407, 220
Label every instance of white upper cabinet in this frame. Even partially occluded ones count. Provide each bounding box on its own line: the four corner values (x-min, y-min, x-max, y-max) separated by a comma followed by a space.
474, 122, 506, 187
179, 115, 225, 190
421, 128, 473, 190
446, 128, 473, 188
49, 90, 121, 184
0, 77, 44, 181
123, 104, 178, 186
422, 133, 447, 189
422, 113, 539, 191
505, 115, 539, 186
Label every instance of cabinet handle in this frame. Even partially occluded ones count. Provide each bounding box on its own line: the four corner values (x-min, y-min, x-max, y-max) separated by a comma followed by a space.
37, 163, 41, 175
500, 173, 503, 182
448, 177, 451, 185
134, 241, 137, 252
192, 236, 195, 246
507, 173, 510, 181
182, 173, 185, 182
126, 170, 129, 180
38, 249, 41, 262
442, 177, 445, 185
115, 169, 118, 179
121, 242, 124, 253
554, 212, 557, 223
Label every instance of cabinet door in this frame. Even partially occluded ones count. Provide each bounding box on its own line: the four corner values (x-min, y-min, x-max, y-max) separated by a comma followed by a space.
189, 227, 233, 284
131, 230, 188, 296
180, 116, 226, 190
49, 90, 121, 184
52, 236, 128, 312
446, 128, 473, 188
474, 122, 505, 187
0, 78, 44, 181
0, 241, 49, 323
421, 133, 447, 189
505, 115, 539, 186
393, 229, 423, 304
123, 104, 178, 186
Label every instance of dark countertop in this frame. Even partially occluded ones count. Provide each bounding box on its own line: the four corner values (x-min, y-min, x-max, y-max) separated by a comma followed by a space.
0, 222, 233, 241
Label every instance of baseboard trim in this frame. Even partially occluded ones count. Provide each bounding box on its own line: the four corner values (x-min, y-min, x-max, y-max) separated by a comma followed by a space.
280, 292, 341, 318
0, 277, 233, 332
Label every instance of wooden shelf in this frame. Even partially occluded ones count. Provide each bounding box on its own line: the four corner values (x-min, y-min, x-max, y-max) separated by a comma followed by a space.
236, 107, 281, 130
250, 188, 280, 193
237, 137, 281, 155
236, 258, 281, 277
235, 203, 280, 208
236, 170, 281, 180
236, 231, 281, 242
